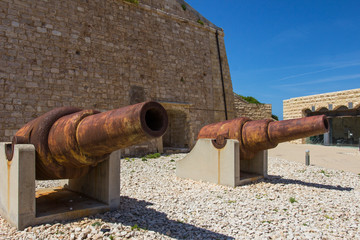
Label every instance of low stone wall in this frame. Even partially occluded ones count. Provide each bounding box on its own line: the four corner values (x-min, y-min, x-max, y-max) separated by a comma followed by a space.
233, 94, 272, 120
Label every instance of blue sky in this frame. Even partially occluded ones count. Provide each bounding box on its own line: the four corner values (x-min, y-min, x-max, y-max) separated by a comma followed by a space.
185, 0, 360, 119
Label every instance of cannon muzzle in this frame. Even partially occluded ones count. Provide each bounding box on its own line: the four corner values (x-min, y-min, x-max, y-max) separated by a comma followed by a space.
198, 115, 329, 159
6, 101, 168, 179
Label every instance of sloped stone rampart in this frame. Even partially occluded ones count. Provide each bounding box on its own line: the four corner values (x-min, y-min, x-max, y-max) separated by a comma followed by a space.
0, 0, 235, 154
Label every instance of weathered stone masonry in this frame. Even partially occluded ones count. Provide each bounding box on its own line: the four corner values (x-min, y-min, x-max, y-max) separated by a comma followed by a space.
0, 0, 235, 155
233, 93, 272, 120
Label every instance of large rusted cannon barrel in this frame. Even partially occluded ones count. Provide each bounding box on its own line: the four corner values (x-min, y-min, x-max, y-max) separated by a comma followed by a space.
5, 101, 168, 180
198, 115, 329, 160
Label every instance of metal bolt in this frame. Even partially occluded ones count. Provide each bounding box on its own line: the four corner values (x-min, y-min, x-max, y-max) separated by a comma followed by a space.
305, 150, 310, 166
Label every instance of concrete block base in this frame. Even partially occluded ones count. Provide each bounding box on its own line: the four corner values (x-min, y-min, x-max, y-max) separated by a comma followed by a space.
176, 139, 267, 187
0, 143, 120, 230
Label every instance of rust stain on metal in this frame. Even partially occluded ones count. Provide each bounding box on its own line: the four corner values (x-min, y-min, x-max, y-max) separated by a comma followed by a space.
8, 101, 168, 180
199, 115, 329, 160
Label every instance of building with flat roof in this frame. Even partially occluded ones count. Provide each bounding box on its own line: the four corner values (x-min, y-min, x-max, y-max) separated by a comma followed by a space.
283, 88, 360, 146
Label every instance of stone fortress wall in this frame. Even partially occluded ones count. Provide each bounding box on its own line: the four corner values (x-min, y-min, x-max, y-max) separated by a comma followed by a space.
0, 0, 235, 155
233, 93, 272, 120
283, 88, 360, 143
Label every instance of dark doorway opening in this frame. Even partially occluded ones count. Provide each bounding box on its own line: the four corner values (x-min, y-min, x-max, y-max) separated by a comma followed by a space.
305, 106, 360, 147
162, 110, 189, 153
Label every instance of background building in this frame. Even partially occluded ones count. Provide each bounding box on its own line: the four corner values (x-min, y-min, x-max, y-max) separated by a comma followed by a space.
233, 93, 272, 120
0, 0, 235, 155
283, 88, 360, 146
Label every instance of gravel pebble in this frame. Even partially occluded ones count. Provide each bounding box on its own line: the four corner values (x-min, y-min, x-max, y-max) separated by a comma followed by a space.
1, 153, 359, 239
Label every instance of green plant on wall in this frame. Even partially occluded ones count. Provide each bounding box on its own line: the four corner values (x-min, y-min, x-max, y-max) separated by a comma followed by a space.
197, 19, 204, 25
235, 93, 263, 104
181, 4, 187, 11
124, 0, 139, 5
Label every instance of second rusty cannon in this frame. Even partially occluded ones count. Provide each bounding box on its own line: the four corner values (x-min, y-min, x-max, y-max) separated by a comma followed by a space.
198, 115, 329, 159
177, 115, 329, 187
5, 101, 168, 179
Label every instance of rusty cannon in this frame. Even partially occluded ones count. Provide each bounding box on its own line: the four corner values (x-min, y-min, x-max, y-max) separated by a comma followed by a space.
5, 101, 168, 179
0, 101, 168, 229
177, 115, 329, 187
198, 115, 329, 159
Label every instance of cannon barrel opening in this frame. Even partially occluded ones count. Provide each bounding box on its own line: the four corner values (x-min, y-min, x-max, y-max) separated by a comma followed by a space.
140, 101, 168, 138
75, 101, 168, 158
145, 109, 164, 131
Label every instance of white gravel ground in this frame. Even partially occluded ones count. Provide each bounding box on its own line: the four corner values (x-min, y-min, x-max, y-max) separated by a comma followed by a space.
1, 153, 360, 239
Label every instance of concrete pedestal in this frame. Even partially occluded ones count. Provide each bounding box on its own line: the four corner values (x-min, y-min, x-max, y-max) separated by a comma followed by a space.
176, 139, 267, 187
0, 143, 120, 230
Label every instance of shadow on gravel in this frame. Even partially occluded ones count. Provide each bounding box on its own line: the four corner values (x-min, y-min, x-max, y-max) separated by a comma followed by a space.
107, 196, 234, 240
265, 175, 353, 191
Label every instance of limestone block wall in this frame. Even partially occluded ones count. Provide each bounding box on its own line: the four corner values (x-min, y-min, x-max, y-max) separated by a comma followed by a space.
0, 0, 235, 154
283, 88, 360, 143
233, 94, 272, 120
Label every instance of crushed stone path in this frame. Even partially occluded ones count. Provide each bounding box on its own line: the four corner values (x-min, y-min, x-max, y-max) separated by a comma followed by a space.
1, 153, 359, 239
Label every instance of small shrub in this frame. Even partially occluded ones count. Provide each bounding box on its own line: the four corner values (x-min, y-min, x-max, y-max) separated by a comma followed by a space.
319, 170, 330, 177
272, 114, 279, 121
125, 157, 133, 162
124, 0, 139, 5
131, 224, 147, 231
289, 197, 297, 203
131, 224, 140, 230
92, 221, 101, 227
145, 153, 161, 158
181, 4, 186, 10
227, 200, 236, 203
235, 93, 263, 104
262, 220, 272, 224
197, 19, 204, 25
324, 215, 334, 220
141, 157, 147, 162
170, 159, 175, 162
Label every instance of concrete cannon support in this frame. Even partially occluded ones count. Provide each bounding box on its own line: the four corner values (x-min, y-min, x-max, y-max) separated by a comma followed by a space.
0, 143, 120, 230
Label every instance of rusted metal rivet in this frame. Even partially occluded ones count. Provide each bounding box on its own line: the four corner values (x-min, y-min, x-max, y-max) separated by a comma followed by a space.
212, 135, 227, 149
